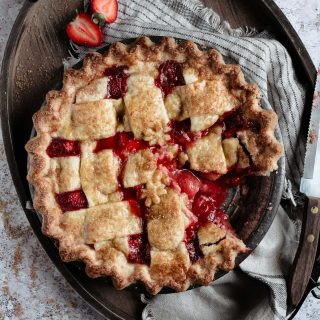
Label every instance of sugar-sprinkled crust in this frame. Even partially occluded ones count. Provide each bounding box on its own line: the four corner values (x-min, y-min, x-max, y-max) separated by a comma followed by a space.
25, 37, 283, 294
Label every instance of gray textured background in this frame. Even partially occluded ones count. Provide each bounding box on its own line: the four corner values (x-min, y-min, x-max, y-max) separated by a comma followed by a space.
0, 0, 319, 319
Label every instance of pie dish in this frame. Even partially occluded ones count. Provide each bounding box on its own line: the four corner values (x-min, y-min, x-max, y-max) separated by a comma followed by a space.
25, 36, 283, 294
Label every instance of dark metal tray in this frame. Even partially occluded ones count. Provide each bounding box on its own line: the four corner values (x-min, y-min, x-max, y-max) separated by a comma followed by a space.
0, 0, 317, 319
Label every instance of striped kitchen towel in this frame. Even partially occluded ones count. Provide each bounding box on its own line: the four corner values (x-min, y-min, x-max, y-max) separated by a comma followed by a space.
67, 0, 307, 319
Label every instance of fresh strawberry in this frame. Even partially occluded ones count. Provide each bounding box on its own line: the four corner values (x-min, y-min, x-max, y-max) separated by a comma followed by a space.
117, 132, 130, 147
66, 13, 103, 47
92, 0, 118, 24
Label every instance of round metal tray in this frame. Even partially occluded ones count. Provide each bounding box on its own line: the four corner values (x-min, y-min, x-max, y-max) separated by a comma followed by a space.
0, 0, 316, 319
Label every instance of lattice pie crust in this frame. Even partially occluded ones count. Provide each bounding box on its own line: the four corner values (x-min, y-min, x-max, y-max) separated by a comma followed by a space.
25, 37, 283, 294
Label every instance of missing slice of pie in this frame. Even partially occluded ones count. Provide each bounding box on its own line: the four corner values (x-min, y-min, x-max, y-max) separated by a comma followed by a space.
25, 37, 283, 294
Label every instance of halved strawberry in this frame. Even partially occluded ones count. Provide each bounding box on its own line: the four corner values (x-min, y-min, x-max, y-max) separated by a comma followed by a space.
92, 0, 118, 24
66, 13, 103, 47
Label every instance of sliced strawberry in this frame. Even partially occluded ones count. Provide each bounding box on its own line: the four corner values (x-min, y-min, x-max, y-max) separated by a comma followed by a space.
174, 170, 200, 199
192, 194, 217, 223
46, 138, 81, 158
92, 0, 118, 24
66, 13, 103, 47
105, 66, 129, 99
128, 233, 151, 265
155, 60, 186, 97
55, 190, 88, 212
199, 179, 225, 197
125, 139, 148, 154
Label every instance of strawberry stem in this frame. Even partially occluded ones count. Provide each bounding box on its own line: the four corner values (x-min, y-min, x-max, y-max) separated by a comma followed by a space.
92, 13, 106, 27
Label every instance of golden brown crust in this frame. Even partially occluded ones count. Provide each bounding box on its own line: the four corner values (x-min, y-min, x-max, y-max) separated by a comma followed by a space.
177, 76, 239, 118
80, 143, 120, 206
147, 189, 189, 251
25, 36, 282, 295
123, 150, 157, 188
124, 74, 170, 145
187, 126, 227, 173
83, 202, 142, 243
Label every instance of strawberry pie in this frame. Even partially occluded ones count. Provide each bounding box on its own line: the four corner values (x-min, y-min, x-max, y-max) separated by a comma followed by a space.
25, 37, 283, 294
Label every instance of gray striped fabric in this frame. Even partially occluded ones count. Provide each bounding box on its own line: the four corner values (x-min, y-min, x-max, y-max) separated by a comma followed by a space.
68, 1, 306, 319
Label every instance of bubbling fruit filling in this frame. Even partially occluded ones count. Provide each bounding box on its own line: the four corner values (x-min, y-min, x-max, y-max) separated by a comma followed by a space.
94, 131, 149, 161
155, 60, 186, 97
105, 66, 129, 99
46, 138, 81, 157
217, 109, 261, 139
55, 190, 88, 212
128, 233, 151, 265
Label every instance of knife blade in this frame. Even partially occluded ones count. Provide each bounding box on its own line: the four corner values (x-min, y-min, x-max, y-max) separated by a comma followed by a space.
289, 69, 320, 306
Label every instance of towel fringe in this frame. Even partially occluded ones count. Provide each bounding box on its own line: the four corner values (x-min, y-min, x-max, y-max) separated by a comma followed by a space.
282, 178, 305, 207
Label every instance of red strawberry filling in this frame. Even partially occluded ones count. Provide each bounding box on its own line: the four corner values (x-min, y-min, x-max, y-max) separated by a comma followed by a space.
94, 132, 149, 162
168, 119, 211, 148
216, 108, 261, 139
105, 66, 129, 99
46, 138, 81, 158
220, 109, 246, 139
183, 183, 231, 262
168, 107, 260, 149
94, 135, 117, 152
170, 119, 192, 146
127, 199, 142, 218
174, 170, 200, 199
193, 194, 218, 223
128, 233, 151, 264
55, 190, 88, 212
155, 60, 186, 97
184, 223, 203, 263
198, 179, 227, 202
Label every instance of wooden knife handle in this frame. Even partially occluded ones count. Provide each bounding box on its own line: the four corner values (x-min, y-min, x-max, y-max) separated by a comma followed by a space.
289, 197, 320, 306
